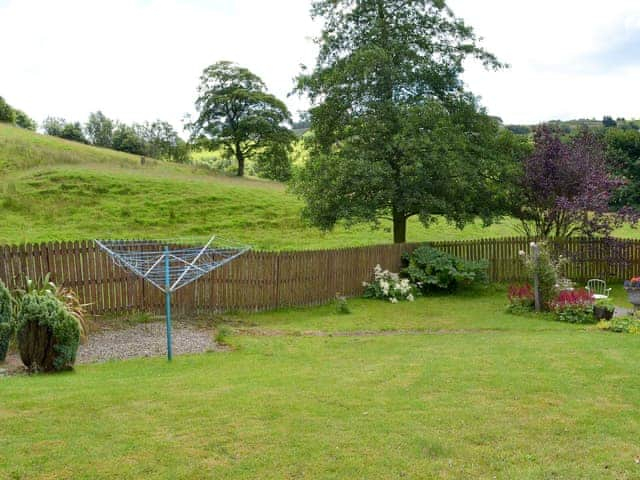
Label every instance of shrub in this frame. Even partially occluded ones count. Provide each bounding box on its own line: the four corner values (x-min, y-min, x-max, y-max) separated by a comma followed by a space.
14, 275, 85, 372
0, 280, 13, 362
519, 242, 566, 310
16, 290, 81, 372
507, 283, 534, 314
549, 288, 595, 324
214, 325, 231, 345
334, 293, 350, 314
363, 265, 417, 303
402, 246, 488, 293
0, 96, 16, 123
14, 109, 37, 130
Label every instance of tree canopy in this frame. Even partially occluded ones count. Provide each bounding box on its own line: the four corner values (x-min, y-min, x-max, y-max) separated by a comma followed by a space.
509, 125, 635, 238
42, 117, 87, 144
0, 96, 36, 130
188, 61, 295, 177
85, 111, 114, 148
294, 0, 516, 242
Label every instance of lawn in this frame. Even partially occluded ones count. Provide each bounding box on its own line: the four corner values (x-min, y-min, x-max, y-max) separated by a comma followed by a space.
2, 287, 640, 479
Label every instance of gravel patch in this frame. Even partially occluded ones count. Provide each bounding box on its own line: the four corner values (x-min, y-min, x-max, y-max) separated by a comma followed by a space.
77, 321, 220, 364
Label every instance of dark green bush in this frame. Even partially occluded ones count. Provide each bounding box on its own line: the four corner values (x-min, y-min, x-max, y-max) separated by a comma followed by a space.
0, 280, 13, 362
16, 291, 80, 372
402, 246, 488, 292
0, 96, 16, 123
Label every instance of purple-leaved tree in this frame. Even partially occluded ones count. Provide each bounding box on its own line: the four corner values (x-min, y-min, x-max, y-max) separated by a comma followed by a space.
512, 125, 637, 238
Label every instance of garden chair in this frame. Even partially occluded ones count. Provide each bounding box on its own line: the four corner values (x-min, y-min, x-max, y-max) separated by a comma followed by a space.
585, 279, 611, 300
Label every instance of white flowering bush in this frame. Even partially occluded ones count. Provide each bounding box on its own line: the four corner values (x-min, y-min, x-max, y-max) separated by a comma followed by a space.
363, 265, 418, 303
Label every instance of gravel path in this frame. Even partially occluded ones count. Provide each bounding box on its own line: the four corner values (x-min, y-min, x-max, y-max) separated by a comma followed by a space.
77, 321, 219, 364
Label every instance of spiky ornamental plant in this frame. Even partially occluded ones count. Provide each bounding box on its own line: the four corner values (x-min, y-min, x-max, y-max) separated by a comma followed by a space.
0, 280, 13, 362
15, 276, 82, 372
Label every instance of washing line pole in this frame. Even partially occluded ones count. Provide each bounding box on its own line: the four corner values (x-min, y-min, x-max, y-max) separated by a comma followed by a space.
164, 246, 173, 361
95, 236, 250, 364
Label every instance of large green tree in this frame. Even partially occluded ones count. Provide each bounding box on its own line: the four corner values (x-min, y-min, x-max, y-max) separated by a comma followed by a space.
189, 61, 295, 177
294, 0, 520, 243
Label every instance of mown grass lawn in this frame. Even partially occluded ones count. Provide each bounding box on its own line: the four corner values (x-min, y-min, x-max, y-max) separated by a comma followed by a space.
2, 288, 640, 479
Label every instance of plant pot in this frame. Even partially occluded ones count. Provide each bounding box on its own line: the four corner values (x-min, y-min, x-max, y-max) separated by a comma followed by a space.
593, 306, 614, 321
625, 286, 640, 311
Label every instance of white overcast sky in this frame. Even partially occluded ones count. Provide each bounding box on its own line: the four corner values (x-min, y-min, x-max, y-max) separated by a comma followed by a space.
1, 0, 639, 132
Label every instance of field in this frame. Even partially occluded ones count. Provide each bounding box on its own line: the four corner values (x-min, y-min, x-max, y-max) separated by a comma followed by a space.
2, 287, 640, 479
5, 123, 637, 249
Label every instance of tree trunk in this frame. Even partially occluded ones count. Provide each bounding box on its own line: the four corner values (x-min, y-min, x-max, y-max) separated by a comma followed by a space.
236, 147, 245, 177
393, 211, 407, 244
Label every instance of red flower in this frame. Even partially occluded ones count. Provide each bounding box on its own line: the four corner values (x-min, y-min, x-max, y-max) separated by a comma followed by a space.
550, 288, 594, 310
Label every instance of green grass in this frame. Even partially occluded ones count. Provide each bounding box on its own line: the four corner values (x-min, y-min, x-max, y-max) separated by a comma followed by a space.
2, 288, 640, 479
0, 123, 524, 249
1, 123, 639, 249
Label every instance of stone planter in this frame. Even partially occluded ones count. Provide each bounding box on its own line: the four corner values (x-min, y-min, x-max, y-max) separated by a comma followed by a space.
624, 286, 640, 311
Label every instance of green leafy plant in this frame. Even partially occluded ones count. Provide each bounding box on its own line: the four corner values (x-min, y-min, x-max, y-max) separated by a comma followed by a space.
594, 298, 615, 310
16, 290, 81, 372
402, 246, 488, 293
519, 242, 566, 310
215, 325, 232, 345
363, 265, 417, 303
598, 316, 640, 334
334, 293, 350, 315
507, 283, 535, 315
0, 280, 13, 362
593, 297, 615, 321
16, 274, 88, 340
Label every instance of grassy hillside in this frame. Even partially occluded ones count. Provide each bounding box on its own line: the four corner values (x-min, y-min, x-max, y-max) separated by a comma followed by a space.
0, 123, 637, 249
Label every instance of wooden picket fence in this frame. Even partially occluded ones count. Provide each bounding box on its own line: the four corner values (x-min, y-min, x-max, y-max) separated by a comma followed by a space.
1, 237, 640, 315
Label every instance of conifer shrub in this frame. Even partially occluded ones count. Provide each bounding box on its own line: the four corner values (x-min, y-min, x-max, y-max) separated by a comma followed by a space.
0, 280, 13, 362
16, 291, 80, 372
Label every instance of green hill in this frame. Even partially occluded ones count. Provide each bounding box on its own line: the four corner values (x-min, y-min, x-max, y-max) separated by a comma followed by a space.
3, 122, 635, 249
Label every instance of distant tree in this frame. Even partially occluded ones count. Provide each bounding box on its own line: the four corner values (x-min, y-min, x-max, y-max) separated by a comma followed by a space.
42, 117, 87, 143
42, 117, 66, 137
254, 142, 294, 181
139, 120, 189, 163
606, 128, 640, 208
506, 125, 531, 135
60, 122, 88, 143
293, 0, 516, 243
111, 123, 147, 155
85, 111, 114, 147
509, 125, 634, 237
188, 61, 295, 177
603, 115, 617, 128
14, 110, 37, 130
0, 96, 16, 123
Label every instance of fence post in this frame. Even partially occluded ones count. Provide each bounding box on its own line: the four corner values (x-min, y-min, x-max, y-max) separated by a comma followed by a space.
532, 243, 542, 312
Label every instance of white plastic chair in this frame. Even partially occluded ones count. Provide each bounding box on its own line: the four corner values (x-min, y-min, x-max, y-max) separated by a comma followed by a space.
585, 279, 611, 300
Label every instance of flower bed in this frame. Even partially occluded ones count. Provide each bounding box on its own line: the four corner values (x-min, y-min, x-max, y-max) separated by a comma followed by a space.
549, 288, 596, 324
